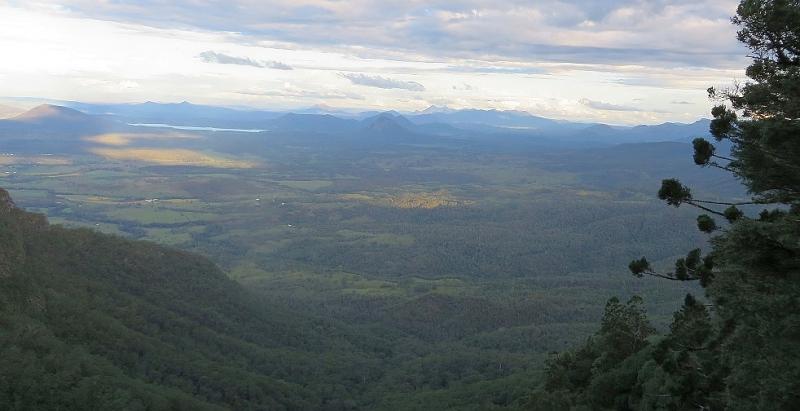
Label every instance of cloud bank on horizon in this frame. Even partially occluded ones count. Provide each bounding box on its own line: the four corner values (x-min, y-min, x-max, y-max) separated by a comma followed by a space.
0, 1, 746, 124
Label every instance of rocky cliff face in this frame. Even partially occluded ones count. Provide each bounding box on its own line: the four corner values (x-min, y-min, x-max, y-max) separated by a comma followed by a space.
0, 188, 15, 213
0, 188, 22, 278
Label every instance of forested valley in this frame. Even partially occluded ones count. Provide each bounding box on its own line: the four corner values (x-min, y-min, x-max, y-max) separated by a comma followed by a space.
0, 0, 798, 410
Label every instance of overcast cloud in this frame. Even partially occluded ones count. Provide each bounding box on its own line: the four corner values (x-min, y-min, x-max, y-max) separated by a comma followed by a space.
199, 51, 293, 70
580, 98, 638, 112
199, 51, 264, 68
0, 1, 747, 124
48, 0, 744, 68
341, 73, 425, 91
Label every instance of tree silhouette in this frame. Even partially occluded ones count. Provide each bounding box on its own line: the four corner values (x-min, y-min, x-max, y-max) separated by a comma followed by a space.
630, 1, 800, 408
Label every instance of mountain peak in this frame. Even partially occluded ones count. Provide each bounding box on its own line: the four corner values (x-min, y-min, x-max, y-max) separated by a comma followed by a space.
362, 111, 414, 129
13, 104, 89, 122
360, 113, 417, 138
309, 103, 336, 111
419, 105, 455, 114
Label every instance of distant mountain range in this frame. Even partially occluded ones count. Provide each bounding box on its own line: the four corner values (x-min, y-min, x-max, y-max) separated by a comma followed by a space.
65, 101, 283, 129
0, 102, 712, 152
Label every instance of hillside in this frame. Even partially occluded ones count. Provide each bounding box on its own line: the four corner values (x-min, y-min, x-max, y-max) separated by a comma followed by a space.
0, 188, 385, 410
0, 105, 117, 152
11, 104, 91, 123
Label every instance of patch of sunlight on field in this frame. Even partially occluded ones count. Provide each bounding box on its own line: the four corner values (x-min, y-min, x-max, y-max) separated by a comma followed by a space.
90, 147, 256, 168
85, 132, 199, 146
341, 190, 472, 209
60, 194, 121, 204
386, 190, 472, 209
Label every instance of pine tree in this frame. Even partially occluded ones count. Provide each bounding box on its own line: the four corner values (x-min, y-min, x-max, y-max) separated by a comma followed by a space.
630, 1, 800, 408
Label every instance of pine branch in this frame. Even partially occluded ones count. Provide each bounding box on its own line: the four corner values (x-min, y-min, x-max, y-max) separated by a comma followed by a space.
641, 271, 700, 282
685, 201, 728, 218
709, 163, 736, 173
691, 199, 761, 206
673, 342, 712, 352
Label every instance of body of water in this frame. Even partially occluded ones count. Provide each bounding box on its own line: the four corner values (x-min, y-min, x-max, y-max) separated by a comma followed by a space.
129, 123, 266, 133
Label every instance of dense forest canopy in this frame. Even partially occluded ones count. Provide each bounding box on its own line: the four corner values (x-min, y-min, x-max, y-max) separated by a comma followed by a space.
529, 1, 800, 409
1, 1, 797, 410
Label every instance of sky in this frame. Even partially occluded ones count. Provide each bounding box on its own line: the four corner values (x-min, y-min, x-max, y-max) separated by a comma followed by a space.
0, 1, 748, 125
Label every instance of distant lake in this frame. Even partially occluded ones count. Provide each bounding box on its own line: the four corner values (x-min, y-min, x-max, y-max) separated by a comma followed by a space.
129, 123, 266, 133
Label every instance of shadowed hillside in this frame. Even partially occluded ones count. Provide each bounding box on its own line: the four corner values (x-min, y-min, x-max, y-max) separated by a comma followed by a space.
0, 187, 390, 410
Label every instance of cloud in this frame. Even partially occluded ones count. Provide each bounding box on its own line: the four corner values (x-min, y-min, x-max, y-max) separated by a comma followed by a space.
56, 0, 744, 69
118, 80, 140, 90
237, 84, 364, 100
446, 65, 548, 75
0, 2, 741, 125
341, 73, 425, 91
671, 100, 693, 105
580, 98, 638, 112
452, 83, 473, 91
198, 51, 292, 70
265, 61, 293, 70
199, 51, 262, 67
